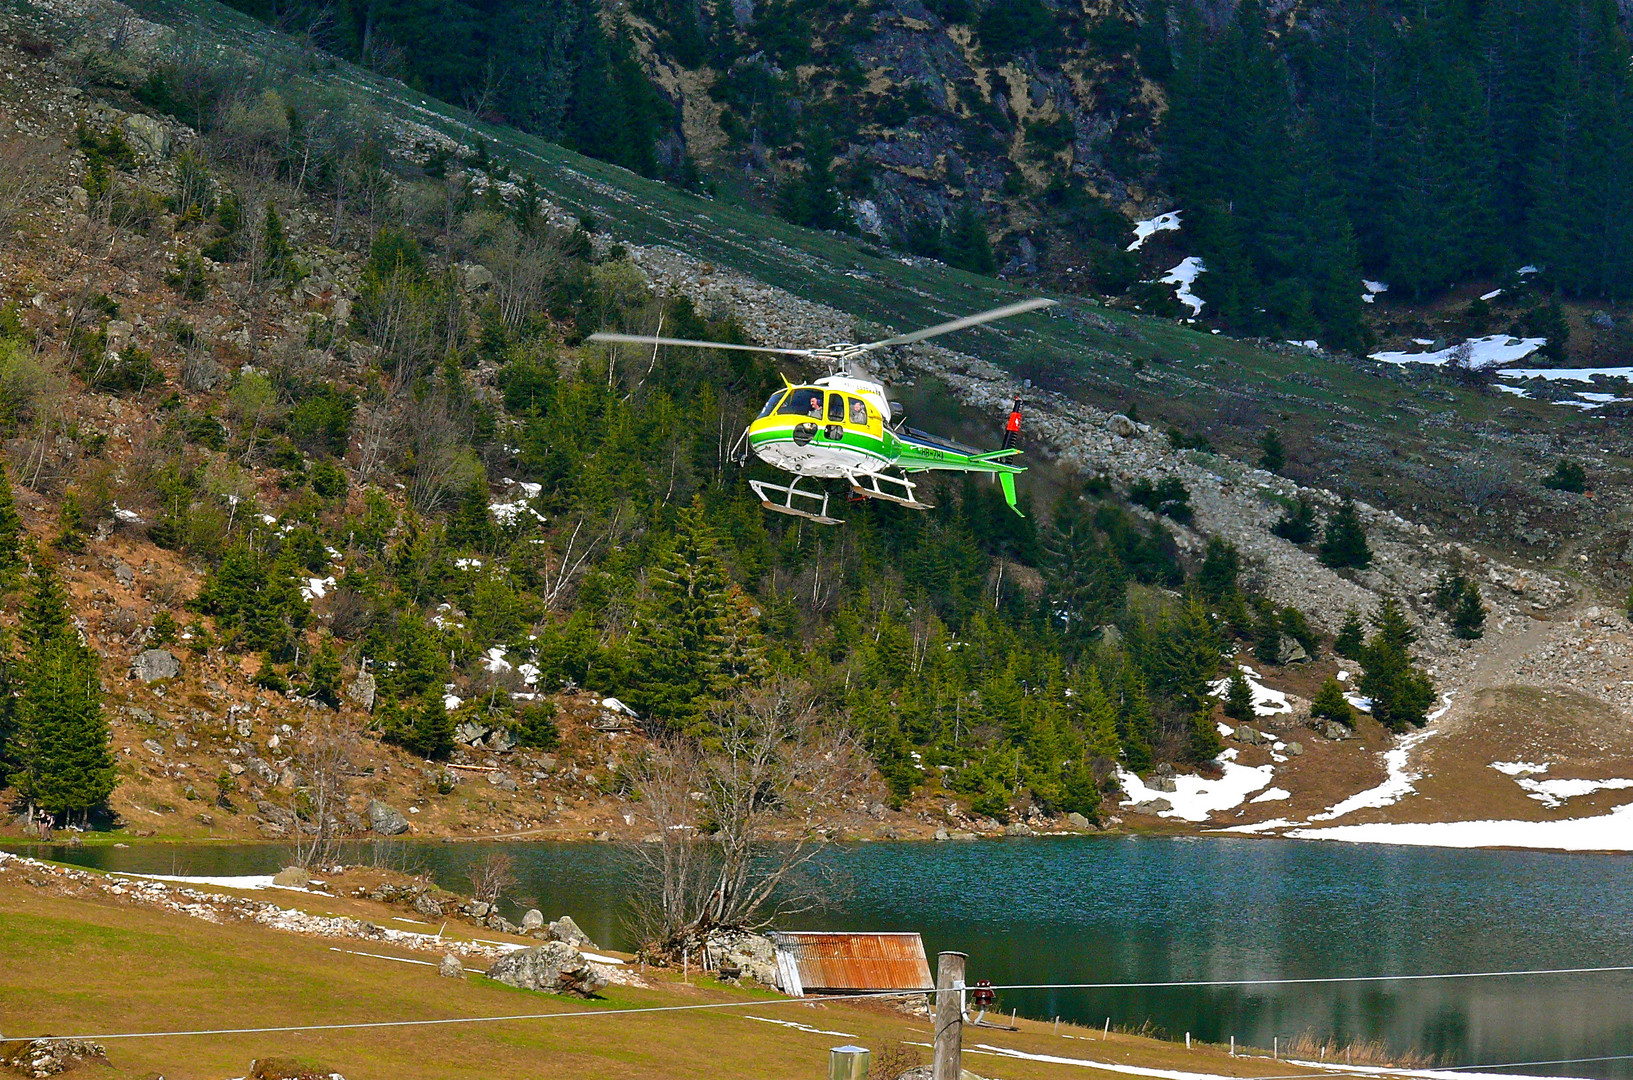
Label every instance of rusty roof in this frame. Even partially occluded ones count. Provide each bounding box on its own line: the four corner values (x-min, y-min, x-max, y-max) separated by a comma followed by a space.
773, 932, 934, 993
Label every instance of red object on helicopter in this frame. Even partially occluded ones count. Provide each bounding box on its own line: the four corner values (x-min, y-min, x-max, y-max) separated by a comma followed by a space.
1001, 397, 1023, 450
971, 979, 997, 1008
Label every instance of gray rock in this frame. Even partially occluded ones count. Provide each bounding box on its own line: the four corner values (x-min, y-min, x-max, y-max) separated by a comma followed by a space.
458, 262, 496, 290
486, 727, 517, 752
547, 915, 596, 950
1276, 637, 1311, 665
521, 908, 545, 932
132, 648, 181, 683
120, 113, 171, 160
1149, 774, 1177, 792
1285, 741, 1305, 757
1590, 311, 1615, 330
1003, 821, 1033, 836
439, 953, 465, 978
414, 891, 445, 919
485, 941, 607, 996
141, 739, 165, 756
276, 767, 298, 791
347, 670, 377, 711
1322, 722, 1352, 741
1234, 724, 1262, 745
455, 720, 489, 746
1107, 413, 1139, 438
709, 928, 780, 986
468, 901, 493, 920
1065, 811, 1097, 831
272, 865, 310, 887
112, 561, 135, 589
933, 826, 950, 841
367, 800, 410, 835
0, 1038, 110, 1075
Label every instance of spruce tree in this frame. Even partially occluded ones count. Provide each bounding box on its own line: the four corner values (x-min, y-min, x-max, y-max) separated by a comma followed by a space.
1318, 496, 1372, 569
10, 564, 115, 822
1187, 707, 1225, 764
1359, 598, 1435, 732
1451, 585, 1485, 640
1310, 676, 1353, 726
1259, 428, 1285, 472
446, 479, 497, 551
1114, 665, 1155, 773
626, 502, 732, 731
1334, 608, 1365, 659
1223, 667, 1254, 723
1271, 495, 1316, 543
0, 464, 22, 589
307, 642, 342, 707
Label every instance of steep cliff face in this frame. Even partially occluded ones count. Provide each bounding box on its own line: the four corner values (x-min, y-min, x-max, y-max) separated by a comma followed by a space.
621, 0, 1168, 279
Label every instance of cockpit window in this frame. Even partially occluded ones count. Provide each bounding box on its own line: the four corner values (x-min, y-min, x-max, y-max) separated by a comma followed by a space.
849, 397, 868, 425
757, 391, 786, 419
778, 388, 827, 417
828, 393, 846, 422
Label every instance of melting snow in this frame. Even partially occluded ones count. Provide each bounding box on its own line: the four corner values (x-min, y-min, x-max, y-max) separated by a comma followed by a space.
1518, 264, 1540, 275
301, 576, 337, 600
518, 662, 540, 686
1371, 334, 1546, 369
1160, 257, 1206, 316
1118, 753, 1275, 823
112, 504, 142, 523
1289, 801, 1633, 852
443, 691, 463, 711
1214, 818, 1296, 834
1514, 777, 1633, 808
490, 500, 546, 525
483, 647, 512, 674
1286, 339, 1319, 349
1307, 695, 1452, 822
1208, 665, 1291, 716
454, 558, 483, 570
1250, 787, 1291, 803
1361, 280, 1388, 303
602, 697, 638, 717
1491, 761, 1549, 776
1479, 288, 1503, 301
1499, 366, 1633, 382
1127, 210, 1181, 251
1343, 692, 1373, 713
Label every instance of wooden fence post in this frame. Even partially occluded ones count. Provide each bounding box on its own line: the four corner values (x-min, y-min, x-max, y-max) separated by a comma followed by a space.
933, 952, 967, 1080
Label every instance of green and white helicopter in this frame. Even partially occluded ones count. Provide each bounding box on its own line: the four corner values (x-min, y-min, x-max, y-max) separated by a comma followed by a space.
589, 296, 1055, 525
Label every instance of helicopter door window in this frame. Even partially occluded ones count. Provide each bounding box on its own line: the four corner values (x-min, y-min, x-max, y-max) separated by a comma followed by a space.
848, 397, 868, 425
757, 391, 786, 419
778, 389, 826, 416
827, 393, 846, 422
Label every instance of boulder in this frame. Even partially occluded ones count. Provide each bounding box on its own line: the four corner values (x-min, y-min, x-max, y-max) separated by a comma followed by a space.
454, 720, 489, 746
120, 113, 171, 159
1234, 724, 1261, 745
0, 1039, 110, 1075
271, 865, 310, 887
485, 942, 607, 996
467, 901, 493, 920
413, 891, 445, 919
547, 915, 597, 950
132, 648, 181, 683
438, 953, 465, 978
521, 908, 545, 933
1284, 742, 1305, 757
112, 560, 135, 589
1065, 812, 1098, 831
142, 739, 165, 756
1590, 311, 1615, 330
347, 671, 377, 711
367, 800, 410, 835
276, 767, 298, 791
458, 262, 496, 290
1275, 637, 1311, 665
708, 928, 780, 987
1003, 821, 1033, 836
1321, 721, 1352, 741
1107, 413, 1139, 438
933, 826, 950, 841
1148, 774, 1177, 793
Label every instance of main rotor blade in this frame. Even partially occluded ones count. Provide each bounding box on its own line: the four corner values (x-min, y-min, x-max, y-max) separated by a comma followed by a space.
854, 297, 1058, 352
585, 332, 818, 358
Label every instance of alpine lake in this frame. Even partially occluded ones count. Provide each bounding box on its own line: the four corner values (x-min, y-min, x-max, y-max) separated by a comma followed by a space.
9, 835, 1633, 1077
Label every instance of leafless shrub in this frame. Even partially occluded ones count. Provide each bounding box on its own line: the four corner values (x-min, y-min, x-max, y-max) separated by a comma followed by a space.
0, 136, 52, 250
626, 678, 868, 954
288, 712, 360, 869
468, 851, 517, 906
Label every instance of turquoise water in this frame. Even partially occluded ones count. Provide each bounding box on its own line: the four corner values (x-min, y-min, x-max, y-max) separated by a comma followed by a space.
11, 835, 1633, 1076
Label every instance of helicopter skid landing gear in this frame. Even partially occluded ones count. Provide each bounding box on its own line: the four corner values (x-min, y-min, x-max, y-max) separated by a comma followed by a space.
848, 471, 934, 510
749, 477, 844, 526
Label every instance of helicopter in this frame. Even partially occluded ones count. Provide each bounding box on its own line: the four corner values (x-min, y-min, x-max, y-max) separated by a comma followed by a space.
588, 296, 1056, 525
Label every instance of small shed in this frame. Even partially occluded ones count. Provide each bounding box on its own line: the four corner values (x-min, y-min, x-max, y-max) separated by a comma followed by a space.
771, 932, 934, 997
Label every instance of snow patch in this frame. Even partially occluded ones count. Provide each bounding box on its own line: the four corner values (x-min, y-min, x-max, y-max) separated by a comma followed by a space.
483, 647, 512, 674
1214, 818, 1295, 834
1289, 801, 1633, 852
490, 500, 546, 525
1307, 714, 1444, 822
454, 557, 483, 570
1361, 280, 1388, 303
1160, 257, 1206, 316
1127, 210, 1181, 251
1499, 366, 1633, 383
1250, 787, 1291, 803
301, 576, 337, 600
1371, 334, 1546, 369
1491, 761, 1549, 776
1208, 664, 1291, 716
1514, 777, 1633, 808
1118, 757, 1275, 822
1479, 288, 1503, 301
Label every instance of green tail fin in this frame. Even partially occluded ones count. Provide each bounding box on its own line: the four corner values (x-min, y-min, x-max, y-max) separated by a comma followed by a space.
999, 473, 1022, 516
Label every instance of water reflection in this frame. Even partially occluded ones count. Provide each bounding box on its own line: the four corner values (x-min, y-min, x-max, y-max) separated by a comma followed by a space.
8, 835, 1632, 1076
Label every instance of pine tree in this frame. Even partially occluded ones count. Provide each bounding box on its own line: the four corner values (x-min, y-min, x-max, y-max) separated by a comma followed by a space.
307, 642, 342, 707
1310, 676, 1353, 726
1271, 495, 1316, 544
1187, 707, 1225, 764
9, 565, 114, 822
446, 479, 496, 550
55, 490, 85, 553
1451, 585, 1485, 640
1223, 667, 1254, 723
1334, 608, 1365, 659
0, 464, 22, 589
1359, 598, 1435, 732
1114, 665, 1155, 773
260, 202, 291, 278
1259, 428, 1285, 472
626, 502, 733, 731
1318, 496, 1372, 569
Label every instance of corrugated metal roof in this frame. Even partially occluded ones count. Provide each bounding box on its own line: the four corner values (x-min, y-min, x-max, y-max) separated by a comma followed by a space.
773, 932, 934, 994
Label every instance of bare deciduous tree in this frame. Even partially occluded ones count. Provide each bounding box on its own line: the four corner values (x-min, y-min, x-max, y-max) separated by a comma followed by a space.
468, 851, 517, 906
0, 135, 51, 253
287, 711, 359, 869
626, 678, 868, 953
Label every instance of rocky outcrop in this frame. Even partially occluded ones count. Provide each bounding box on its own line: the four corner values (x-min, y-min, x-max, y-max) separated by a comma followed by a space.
708, 928, 779, 987
0, 1038, 109, 1076
367, 800, 410, 836
271, 866, 310, 887
346, 671, 377, 711
520, 908, 545, 933
438, 953, 465, 978
131, 648, 180, 683
546, 915, 596, 950
485, 942, 607, 996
